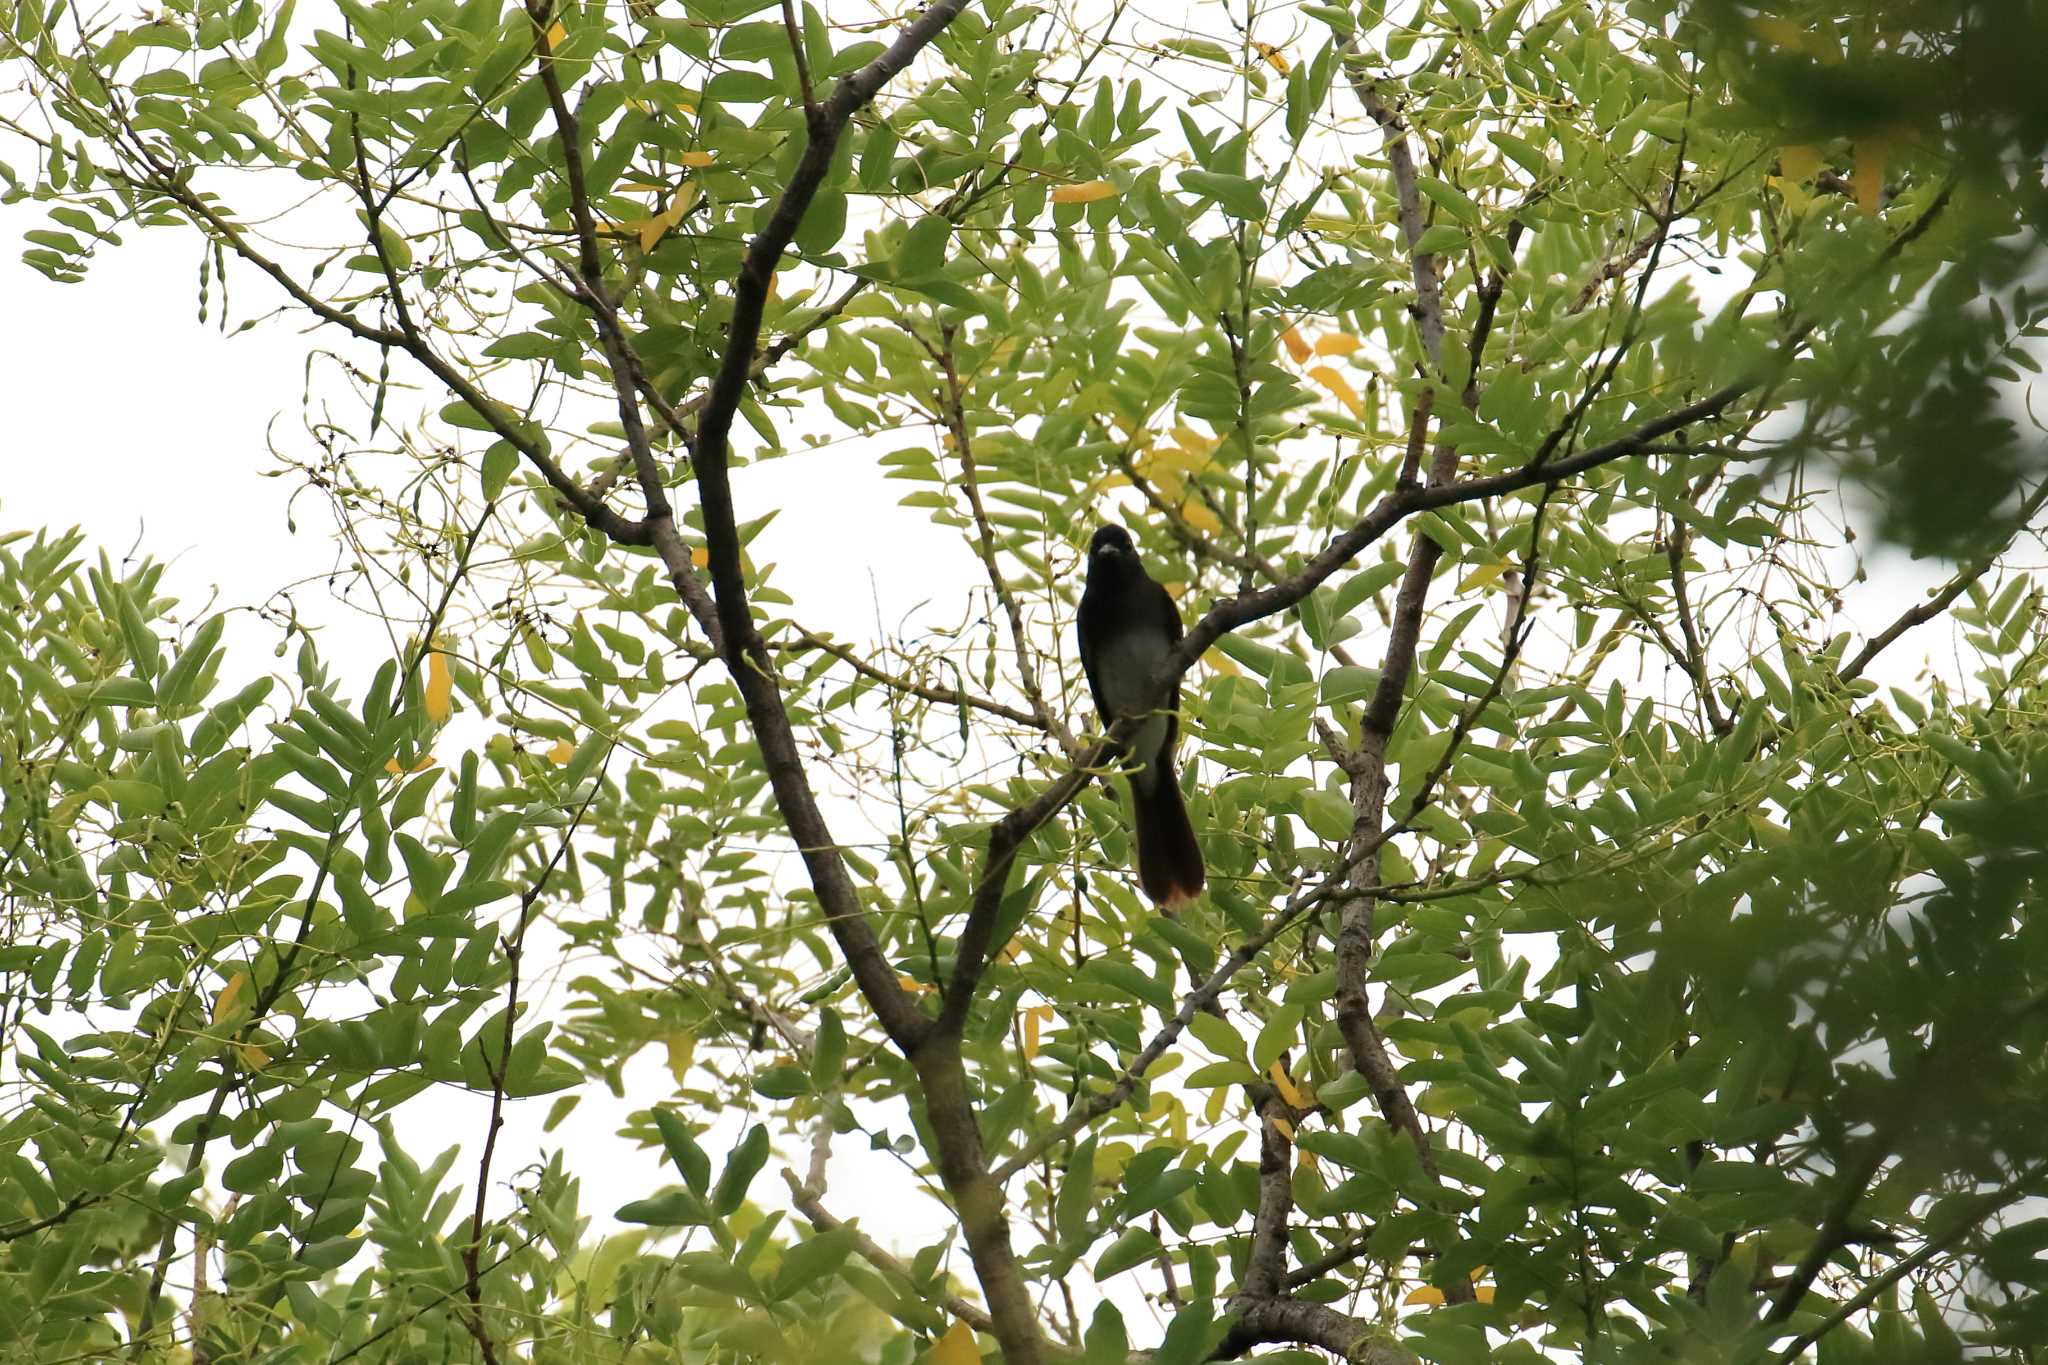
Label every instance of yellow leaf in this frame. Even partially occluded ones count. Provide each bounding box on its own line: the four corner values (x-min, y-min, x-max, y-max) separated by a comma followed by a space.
1268, 1061, 1308, 1110
1280, 325, 1312, 363
1269, 1114, 1296, 1142
1173, 424, 1222, 458
1205, 648, 1240, 677
1768, 175, 1815, 216
425, 647, 453, 725
1180, 498, 1222, 535
1474, 1284, 1496, 1303
680, 150, 717, 168
212, 973, 248, 1026
544, 19, 566, 49
1021, 1004, 1052, 1061
1297, 1145, 1318, 1174
1253, 40, 1290, 74
1051, 178, 1118, 204
1456, 559, 1513, 593
1314, 332, 1363, 357
691, 545, 709, 569
1308, 365, 1365, 418
897, 975, 933, 994
385, 753, 437, 775
239, 1043, 272, 1071
1404, 1286, 1446, 1306
1779, 144, 1823, 183
1852, 138, 1888, 215
927, 1318, 981, 1364
547, 737, 576, 764
665, 1032, 697, 1086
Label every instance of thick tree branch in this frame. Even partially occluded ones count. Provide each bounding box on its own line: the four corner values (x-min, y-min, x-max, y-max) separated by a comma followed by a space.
686, 0, 973, 1056
1242, 1087, 1300, 1297
672, 3, 1047, 1360
1215, 1298, 1417, 1364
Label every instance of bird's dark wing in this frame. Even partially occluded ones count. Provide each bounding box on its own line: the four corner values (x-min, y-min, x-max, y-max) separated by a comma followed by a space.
1077, 582, 1113, 722
1142, 577, 1185, 759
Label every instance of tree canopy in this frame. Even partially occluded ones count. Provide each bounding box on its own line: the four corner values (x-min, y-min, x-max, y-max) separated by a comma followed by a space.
3, 0, 2047, 1362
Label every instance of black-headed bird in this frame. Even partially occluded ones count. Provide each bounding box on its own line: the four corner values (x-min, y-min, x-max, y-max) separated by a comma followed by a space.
1076, 524, 1204, 907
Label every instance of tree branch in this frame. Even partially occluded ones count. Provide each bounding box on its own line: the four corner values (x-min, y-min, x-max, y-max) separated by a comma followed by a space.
790, 628, 1043, 729
934, 325, 1077, 753
686, 0, 974, 1056
1839, 477, 2048, 682
1215, 1297, 1418, 1364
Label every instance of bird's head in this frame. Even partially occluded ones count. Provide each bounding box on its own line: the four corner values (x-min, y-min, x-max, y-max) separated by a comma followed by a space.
1088, 524, 1137, 567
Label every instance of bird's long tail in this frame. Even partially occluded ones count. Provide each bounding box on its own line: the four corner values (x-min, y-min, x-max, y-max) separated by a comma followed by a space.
1132, 762, 1204, 908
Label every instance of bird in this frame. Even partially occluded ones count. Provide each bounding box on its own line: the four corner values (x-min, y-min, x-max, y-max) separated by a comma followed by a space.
1076, 523, 1205, 908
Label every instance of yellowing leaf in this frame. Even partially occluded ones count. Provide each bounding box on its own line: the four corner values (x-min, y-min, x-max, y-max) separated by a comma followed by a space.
1779, 144, 1823, 183
238, 1043, 272, 1071
544, 20, 566, 49
1268, 1060, 1308, 1110
1314, 332, 1363, 357
547, 737, 576, 764
927, 1318, 981, 1364
1269, 1113, 1296, 1141
1308, 365, 1365, 418
1474, 1284, 1496, 1303
897, 975, 934, 994
1852, 138, 1888, 215
1768, 175, 1815, 216
691, 545, 709, 569
1281, 325, 1312, 363
665, 1031, 698, 1085
1173, 424, 1222, 458
1297, 1145, 1318, 1173
1205, 1084, 1229, 1125
1456, 559, 1513, 593
1051, 178, 1118, 205
1180, 498, 1223, 535
633, 184, 701, 252
385, 753, 437, 775
1205, 648, 1240, 677
212, 973, 249, 1026
425, 647, 453, 724
679, 150, 717, 168
1404, 1286, 1446, 1306
1021, 1004, 1052, 1061
1254, 40, 1290, 74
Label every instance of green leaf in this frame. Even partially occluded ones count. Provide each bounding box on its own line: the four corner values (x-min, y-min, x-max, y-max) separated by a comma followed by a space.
652, 1108, 712, 1193
1188, 1009, 1246, 1061
1179, 169, 1265, 219
895, 214, 952, 278
1092, 1225, 1162, 1280
1316, 1069, 1370, 1110
713, 1124, 771, 1216
617, 1188, 712, 1226
481, 442, 519, 500
772, 1227, 857, 1299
